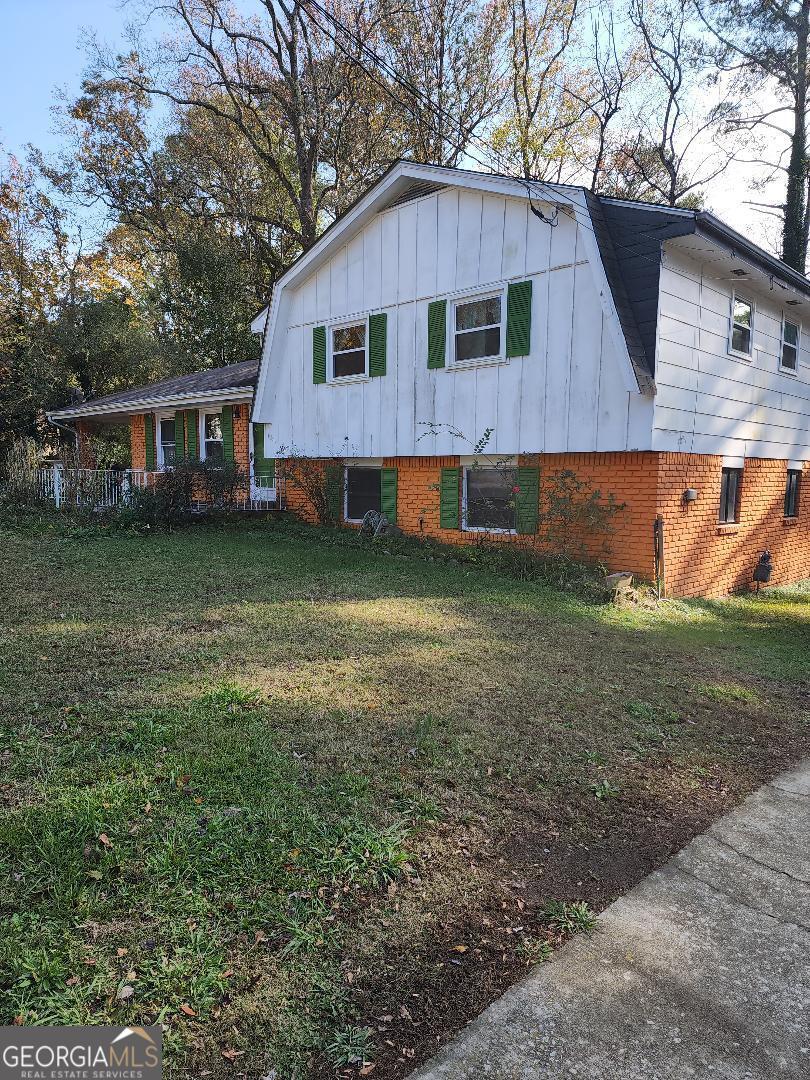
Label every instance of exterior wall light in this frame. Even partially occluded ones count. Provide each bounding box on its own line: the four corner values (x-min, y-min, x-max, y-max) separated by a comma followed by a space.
683, 488, 698, 503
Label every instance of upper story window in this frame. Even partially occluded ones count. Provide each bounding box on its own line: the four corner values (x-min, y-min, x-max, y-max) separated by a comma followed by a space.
781, 318, 799, 371
463, 466, 517, 532
730, 295, 753, 356
159, 417, 176, 466
332, 321, 367, 378
454, 294, 502, 364
719, 467, 742, 524
785, 469, 801, 518
203, 412, 224, 464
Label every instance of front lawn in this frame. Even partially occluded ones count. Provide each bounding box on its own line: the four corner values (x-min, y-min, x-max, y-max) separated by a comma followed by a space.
1, 515, 808, 1078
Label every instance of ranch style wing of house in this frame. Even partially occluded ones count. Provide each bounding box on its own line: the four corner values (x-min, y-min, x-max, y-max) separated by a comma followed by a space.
46, 356, 279, 503
252, 160, 810, 597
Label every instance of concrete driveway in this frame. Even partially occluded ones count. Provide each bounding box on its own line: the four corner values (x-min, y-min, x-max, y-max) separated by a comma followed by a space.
409, 761, 810, 1080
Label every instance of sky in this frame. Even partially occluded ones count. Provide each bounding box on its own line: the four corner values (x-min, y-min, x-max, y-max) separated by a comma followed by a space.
0, 0, 786, 257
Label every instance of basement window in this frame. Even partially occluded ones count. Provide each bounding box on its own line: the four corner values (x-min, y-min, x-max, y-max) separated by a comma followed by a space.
785, 469, 801, 518
781, 318, 799, 371
463, 466, 517, 532
730, 295, 753, 356
719, 467, 742, 524
345, 467, 380, 522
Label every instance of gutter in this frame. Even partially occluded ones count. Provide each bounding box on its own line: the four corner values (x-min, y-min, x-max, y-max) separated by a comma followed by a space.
694, 212, 810, 296
47, 385, 254, 423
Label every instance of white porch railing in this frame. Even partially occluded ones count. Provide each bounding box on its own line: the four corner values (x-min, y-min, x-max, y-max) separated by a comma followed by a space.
35, 466, 285, 512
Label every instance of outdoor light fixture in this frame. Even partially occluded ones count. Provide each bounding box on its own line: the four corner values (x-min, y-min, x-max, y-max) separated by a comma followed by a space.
683, 488, 698, 503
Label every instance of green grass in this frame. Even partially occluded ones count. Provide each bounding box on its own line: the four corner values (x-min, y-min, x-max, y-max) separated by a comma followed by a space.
1, 512, 808, 1078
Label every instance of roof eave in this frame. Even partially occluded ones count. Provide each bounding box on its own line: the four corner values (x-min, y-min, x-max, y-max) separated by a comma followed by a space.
47, 385, 254, 423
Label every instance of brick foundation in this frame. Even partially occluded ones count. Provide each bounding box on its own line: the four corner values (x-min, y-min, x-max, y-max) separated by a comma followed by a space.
280, 451, 810, 598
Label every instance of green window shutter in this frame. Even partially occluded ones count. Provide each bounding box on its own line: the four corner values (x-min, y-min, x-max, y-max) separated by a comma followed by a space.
516, 466, 539, 534
252, 422, 274, 484
369, 312, 387, 377
428, 299, 447, 369
439, 467, 460, 528
380, 467, 397, 523
144, 414, 156, 472
175, 411, 186, 459
222, 405, 234, 462
506, 280, 533, 358
325, 463, 343, 523
313, 325, 327, 384
185, 410, 199, 459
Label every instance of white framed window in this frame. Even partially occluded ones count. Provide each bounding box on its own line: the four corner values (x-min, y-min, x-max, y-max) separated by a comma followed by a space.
729, 294, 753, 357
344, 466, 381, 522
780, 317, 799, 372
202, 411, 224, 463
453, 292, 503, 365
157, 414, 176, 468
462, 466, 518, 532
331, 319, 368, 379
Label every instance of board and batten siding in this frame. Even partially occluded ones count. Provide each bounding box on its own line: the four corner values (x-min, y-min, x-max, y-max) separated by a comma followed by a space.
654, 245, 810, 460
260, 188, 652, 458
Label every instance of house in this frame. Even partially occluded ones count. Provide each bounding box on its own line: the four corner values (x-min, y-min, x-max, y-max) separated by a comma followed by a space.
46, 358, 278, 504
252, 160, 810, 597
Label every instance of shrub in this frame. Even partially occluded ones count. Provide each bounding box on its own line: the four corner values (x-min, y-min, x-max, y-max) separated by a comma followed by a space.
277, 447, 345, 525
0, 437, 45, 508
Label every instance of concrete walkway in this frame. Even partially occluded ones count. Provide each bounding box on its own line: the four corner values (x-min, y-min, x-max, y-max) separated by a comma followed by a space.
410, 761, 810, 1080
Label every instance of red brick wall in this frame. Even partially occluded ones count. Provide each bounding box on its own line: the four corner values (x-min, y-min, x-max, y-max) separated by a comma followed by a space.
657, 454, 810, 597
129, 407, 251, 475
278, 451, 810, 597
74, 421, 97, 468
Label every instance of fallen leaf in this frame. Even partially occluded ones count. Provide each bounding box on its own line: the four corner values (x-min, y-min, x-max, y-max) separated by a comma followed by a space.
451, 944, 468, 953
117, 985, 134, 1001
116, 947, 128, 957
83, 958, 97, 966
13, 1016, 24, 1026
66, 977, 79, 987
194, 796, 204, 805
86, 870, 102, 881
126, 969, 136, 981
144, 802, 152, 814
220, 969, 234, 979
359, 1065, 376, 1076
221, 1048, 243, 1063
98, 833, 112, 848
180, 1003, 197, 1017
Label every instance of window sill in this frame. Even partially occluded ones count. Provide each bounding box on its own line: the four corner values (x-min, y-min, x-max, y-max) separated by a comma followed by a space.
462, 526, 517, 535
328, 374, 369, 386
727, 350, 752, 362
782, 516, 800, 526
716, 523, 740, 535
448, 356, 509, 372
778, 366, 799, 377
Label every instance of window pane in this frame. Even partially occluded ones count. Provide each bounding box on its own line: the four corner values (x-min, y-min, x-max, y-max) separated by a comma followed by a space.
785, 470, 800, 517
719, 468, 740, 523
160, 418, 175, 443
205, 414, 222, 440
162, 445, 176, 465
783, 321, 798, 346
733, 298, 752, 327
455, 326, 501, 362
346, 467, 380, 520
456, 296, 501, 332
333, 324, 365, 352
334, 349, 366, 377
466, 467, 517, 530
731, 324, 751, 354
782, 342, 798, 369
205, 441, 224, 465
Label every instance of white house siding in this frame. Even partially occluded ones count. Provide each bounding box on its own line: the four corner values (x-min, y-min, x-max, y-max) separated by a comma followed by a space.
259, 188, 651, 459
653, 245, 810, 460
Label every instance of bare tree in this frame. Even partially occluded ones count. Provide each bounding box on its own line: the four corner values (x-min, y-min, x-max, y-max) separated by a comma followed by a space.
695, 0, 810, 271
610, 0, 737, 206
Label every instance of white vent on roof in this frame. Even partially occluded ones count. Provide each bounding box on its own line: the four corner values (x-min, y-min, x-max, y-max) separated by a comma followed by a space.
380, 179, 447, 212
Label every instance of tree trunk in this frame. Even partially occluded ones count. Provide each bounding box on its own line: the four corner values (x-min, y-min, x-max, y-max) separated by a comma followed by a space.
782, 0, 809, 271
